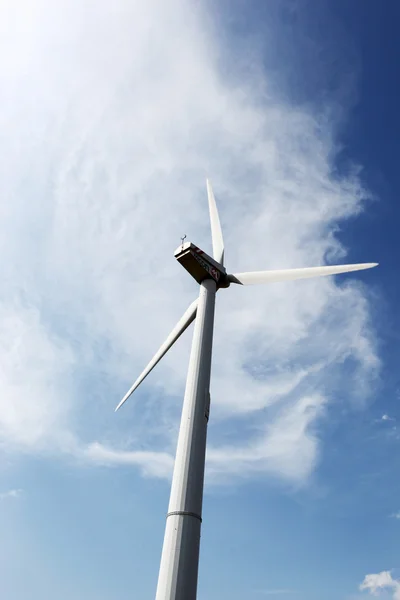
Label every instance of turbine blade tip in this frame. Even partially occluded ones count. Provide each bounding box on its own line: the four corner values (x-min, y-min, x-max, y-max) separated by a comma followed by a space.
115, 397, 127, 412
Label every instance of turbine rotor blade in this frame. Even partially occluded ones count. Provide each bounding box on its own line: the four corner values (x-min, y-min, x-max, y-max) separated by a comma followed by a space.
228, 263, 378, 286
206, 179, 224, 266
115, 298, 198, 412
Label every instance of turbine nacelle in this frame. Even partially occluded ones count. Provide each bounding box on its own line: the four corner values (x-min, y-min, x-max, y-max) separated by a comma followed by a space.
174, 242, 230, 288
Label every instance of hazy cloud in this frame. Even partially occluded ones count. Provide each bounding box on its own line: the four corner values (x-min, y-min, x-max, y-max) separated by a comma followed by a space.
0, 0, 379, 486
0, 489, 23, 501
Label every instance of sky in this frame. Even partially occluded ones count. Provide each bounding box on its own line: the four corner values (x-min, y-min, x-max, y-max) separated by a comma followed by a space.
0, 0, 398, 599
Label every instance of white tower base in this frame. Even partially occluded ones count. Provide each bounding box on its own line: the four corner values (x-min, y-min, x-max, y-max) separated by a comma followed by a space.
155, 279, 216, 600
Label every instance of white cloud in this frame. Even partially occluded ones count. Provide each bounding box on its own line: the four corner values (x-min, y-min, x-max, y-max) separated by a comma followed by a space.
0, 489, 23, 501
84, 442, 174, 479
206, 394, 326, 484
0, 0, 379, 485
0, 303, 75, 451
382, 415, 395, 422
360, 572, 400, 599
256, 590, 295, 596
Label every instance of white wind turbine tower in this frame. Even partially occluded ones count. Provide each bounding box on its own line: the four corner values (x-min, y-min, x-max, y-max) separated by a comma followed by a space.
116, 180, 377, 600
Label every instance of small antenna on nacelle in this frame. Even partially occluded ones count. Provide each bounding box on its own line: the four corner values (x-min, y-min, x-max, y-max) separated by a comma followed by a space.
181, 234, 187, 249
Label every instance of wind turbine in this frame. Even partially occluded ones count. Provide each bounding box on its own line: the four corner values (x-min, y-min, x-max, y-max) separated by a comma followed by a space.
116, 180, 377, 600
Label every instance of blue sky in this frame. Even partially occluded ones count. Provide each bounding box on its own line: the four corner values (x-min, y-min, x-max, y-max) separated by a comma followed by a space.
0, 1, 399, 599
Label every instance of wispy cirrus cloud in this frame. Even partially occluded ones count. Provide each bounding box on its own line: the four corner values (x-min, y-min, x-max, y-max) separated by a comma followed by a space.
84, 442, 174, 480
0, 0, 379, 486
